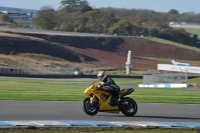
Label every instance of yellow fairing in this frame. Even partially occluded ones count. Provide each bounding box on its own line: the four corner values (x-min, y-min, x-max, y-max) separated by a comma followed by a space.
84, 82, 120, 114
99, 96, 120, 114
84, 85, 95, 97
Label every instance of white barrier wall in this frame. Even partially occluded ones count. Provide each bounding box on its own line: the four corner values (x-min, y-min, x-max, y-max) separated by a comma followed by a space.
138, 84, 188, 88
157, 64, 200, 74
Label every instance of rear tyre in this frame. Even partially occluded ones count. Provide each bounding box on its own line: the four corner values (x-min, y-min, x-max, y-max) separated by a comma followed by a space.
119, 97, 138, 116
82, 97, 99, 116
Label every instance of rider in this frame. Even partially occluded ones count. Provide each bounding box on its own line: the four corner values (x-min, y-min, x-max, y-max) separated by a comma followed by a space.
97, 70, 127, 106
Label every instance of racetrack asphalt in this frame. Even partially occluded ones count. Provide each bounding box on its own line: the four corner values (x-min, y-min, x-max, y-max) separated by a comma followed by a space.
0, 101, 199, 123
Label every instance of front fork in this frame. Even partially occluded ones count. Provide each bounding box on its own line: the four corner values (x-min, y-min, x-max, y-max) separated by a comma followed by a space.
90, 95, 96, 106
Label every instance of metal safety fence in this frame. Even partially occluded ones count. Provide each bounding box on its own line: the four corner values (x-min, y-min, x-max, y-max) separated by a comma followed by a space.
143, 72, 188, 84
0, 65, 97, 75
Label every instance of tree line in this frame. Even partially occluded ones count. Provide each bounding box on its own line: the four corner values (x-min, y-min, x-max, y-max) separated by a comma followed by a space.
18, 1, 200, 46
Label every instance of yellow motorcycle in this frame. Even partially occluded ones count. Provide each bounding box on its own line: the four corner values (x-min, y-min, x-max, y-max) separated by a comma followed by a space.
82, 82, 138, 116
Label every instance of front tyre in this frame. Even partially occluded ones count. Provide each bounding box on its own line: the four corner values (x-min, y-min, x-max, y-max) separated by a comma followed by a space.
119, 97, 138, 116
82, 97, 99, 116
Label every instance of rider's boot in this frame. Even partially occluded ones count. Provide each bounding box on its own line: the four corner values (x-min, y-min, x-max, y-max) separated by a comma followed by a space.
119, 94, 128, 105
108, 97, 118, 106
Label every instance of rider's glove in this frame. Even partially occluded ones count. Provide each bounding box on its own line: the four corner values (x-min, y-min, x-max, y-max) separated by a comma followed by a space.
97, 84, 103, 89
97, 81, 104, 89
99, 81, 104, 85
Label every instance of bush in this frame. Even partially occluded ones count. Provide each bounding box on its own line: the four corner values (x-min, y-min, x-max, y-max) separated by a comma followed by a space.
0, 14, 13, 23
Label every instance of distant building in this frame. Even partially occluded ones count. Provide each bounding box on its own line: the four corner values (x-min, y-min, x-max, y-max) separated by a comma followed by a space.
190, 34, 200, 47
0, 10, 33, 22
197, 38, 200, 44
0, 6, 37, 23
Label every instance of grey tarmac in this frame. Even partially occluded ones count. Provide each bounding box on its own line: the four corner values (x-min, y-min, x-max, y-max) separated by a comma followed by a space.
0, 101, 199, 123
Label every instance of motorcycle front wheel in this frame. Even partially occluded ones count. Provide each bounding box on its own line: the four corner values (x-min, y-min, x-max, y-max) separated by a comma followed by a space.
82, 97, 99, 116
119, 97, 138, 116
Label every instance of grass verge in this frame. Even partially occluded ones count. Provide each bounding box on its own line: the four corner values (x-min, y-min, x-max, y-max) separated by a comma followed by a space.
148, 37, 200, 52
0, 127, 199, 133
0, 77, 199, 104
184, 28, 200, 37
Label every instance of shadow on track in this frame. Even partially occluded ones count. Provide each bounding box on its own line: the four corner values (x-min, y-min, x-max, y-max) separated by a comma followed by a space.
96, 114, 200, 120
135, 115, 200, 120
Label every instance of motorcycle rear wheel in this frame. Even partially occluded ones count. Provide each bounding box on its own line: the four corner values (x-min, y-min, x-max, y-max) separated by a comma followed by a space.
119, 97, 138, 116
82, 97, 99, 116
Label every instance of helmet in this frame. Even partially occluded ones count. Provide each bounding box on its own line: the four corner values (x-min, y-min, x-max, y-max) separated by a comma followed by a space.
97, 70, 107, 81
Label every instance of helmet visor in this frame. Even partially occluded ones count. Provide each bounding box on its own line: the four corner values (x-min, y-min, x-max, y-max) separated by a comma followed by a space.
98, 76, 103, 80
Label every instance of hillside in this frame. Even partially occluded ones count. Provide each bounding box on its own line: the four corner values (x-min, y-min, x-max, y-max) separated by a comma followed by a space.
1, 31, 200, 71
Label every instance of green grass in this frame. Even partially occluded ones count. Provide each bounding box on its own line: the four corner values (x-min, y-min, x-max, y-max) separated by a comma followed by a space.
18, 53, 66, 61
0, 77, 200, 104
0, 128, 198, 133
189, 78, 200, 86
184, 28, 200, 37
148, 28, 200, 49
148, 37, 200, 52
